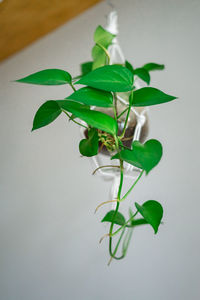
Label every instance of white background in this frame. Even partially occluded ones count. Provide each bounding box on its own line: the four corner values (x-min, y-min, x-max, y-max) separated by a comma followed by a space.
0, 0, 199, 299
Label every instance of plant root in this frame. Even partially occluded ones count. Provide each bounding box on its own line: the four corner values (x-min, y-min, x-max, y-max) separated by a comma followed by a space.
92, 165, 120, 175
94, 200, 118, 213
99, 233, 110, 244
107, 256, 113, 266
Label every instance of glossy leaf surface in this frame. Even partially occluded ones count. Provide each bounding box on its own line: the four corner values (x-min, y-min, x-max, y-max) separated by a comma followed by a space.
67, 87, 113, 107
81, 61, 93, 76
112, 139, 163, 174
92, 45, 107, 70
94, 25, 115, 46
76, 65, 134, 92
16, 69, 72, 85
134, 68, 150, 85
125, 60, 134, 74
133, 87, 177, 106
125, 61, 151, 84
92, 26, 115, 70
143, 63, 165, 72
79, 128, 99, 157
32, 101, 61, 131
101, 210, 126, 226
131, 219, 148, 226
135, 200, 163, 233
57, 100, 118, 135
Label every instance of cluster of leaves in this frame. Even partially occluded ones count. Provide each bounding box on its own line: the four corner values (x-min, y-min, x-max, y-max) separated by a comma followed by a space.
16, 25, 177, 263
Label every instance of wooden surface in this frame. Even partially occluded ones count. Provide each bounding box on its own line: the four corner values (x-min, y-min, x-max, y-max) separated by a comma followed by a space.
0, 0, 102, 62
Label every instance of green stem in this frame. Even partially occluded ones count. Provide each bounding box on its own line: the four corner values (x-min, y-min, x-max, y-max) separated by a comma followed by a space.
121, 170, 144, 202
110, 226, 135, 261
109, 204, 120, 260
96, 43, 110, 65
117, 107, 129, 120
108, 228, 126, 262
111, 212, 138, 237
110, 253, 125, 260
111, 217, 148, 255
113, 93, 118, 119
122, 227, 134, 256
70, 83, 76, 92
72, 75, 81, 82
119, 90, 133, 139
108, 159, 123, 236
107, 157, 144, 260
117, 160, 124, 199
113, 227, 126, 256
108, 136, 124, 259
126, 219, 148, 227
63, 111, 87, 129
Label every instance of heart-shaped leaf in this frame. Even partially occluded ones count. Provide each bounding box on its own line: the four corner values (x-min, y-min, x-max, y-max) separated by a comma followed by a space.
32, 100, 62, 131
101, 210, 126, 226
16, 69, 72, 85
112, 139, 163, 174
135, 200, 163, 233
134, 68, 150, 85
57, 100, 118, 135
79, 128, 99, 157
133, 87, 177, 106
67, 87, 113, 107
143, 63, 165, 72
75, 65, 134, 92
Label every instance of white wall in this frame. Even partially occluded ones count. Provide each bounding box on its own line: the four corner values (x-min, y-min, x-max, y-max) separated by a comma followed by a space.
0, 0, 200, 299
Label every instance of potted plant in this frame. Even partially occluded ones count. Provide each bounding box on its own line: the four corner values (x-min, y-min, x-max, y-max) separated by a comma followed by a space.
15, 12, 177, 265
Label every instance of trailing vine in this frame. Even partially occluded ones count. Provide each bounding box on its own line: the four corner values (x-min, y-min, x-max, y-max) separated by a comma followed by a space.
15, 24, 177, 264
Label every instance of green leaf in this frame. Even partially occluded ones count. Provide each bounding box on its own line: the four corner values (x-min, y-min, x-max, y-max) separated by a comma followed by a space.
67, 87, 113, 107
81, 61, 93, 76
112, 139, 163, 174
79, 128, 99, 157
101, 210, 126, 226
94, 25, 115, 47
134, 68, 150, 85
57, 100, 118, 135
135, 200, 163, 233
32, 101, 62, 131
92, 45, 107, 70
133, 87, 177, 106
131, 219, 148, 226
76, 65, 134, 92
129, 207, 134, 219
92, 26, 115, 70
16, 69, 72, 85
125, 62, 151, 84
129, 208, 135, 226
125, 60, 134, 74
143, 63, 165, 72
